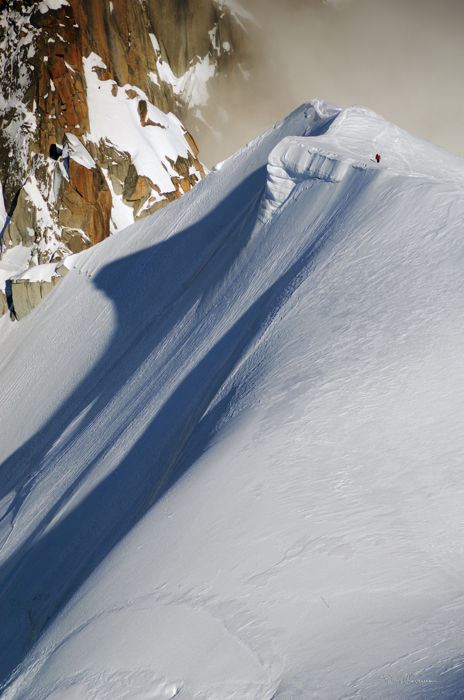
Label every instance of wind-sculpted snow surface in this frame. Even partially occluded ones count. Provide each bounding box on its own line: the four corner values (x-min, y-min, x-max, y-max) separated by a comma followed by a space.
1, 101, 464, 699
258, 139, 356, 226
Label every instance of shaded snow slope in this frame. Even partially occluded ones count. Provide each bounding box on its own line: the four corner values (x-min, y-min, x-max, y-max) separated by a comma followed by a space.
1, 101, 464, 699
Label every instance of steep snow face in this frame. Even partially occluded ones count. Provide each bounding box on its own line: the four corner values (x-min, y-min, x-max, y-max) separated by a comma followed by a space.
1, 101, 464, 699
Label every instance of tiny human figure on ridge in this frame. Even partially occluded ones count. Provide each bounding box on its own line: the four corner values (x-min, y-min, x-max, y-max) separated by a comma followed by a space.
375, 154, 381, 163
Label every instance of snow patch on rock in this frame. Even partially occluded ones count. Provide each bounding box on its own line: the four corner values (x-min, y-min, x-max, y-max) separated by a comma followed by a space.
156, 54, 216, 109
63, 133, 96, 170
38, 0, 70, 13
83, 52, 201, 195
9, 256, 71, 320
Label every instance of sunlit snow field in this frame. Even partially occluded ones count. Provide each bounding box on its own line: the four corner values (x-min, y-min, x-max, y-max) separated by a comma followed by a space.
1, 101, 464, 699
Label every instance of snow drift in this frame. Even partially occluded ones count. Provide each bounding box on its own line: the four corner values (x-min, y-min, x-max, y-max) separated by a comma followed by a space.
1, 100, 464, 700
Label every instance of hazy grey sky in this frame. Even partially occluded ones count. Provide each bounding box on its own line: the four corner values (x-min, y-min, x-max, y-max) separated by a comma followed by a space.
200, 0, 464, 164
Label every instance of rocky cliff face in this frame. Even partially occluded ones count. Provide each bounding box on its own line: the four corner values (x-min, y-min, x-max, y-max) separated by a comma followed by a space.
0, 0, 251, 318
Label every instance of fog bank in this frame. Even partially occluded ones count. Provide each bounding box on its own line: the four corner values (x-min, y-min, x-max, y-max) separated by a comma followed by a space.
198, 0, 464, 166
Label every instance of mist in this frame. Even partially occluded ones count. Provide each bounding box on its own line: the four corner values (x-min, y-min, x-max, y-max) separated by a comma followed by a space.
197, 0, 464, 166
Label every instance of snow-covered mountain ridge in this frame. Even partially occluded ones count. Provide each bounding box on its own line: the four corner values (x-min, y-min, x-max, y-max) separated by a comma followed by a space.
1, 100, 464, 699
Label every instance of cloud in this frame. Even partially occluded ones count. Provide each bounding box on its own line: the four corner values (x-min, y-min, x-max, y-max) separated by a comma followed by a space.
196, 0, 464, 166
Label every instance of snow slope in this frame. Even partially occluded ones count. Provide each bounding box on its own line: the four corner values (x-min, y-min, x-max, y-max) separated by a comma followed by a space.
1, 100, 464, 700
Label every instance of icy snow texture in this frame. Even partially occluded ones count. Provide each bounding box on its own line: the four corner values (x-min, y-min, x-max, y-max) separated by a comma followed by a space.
1, 102, 464, 699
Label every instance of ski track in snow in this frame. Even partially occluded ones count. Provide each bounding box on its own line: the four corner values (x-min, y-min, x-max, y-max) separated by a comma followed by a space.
1, 101, 464, 699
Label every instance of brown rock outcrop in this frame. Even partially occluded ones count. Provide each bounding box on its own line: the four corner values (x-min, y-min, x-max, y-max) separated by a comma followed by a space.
10, 260, 70, 320
58, 157, 112, 249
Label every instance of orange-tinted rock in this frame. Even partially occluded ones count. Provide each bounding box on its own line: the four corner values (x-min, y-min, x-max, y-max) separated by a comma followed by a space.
167, 151, 205, 180
31, 3, 89, 154
58, 160, 112, 247
184, 131, 200, 157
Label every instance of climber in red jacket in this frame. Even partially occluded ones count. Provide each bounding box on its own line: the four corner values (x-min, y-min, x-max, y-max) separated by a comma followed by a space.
375, 154, 381, 163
